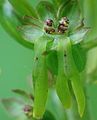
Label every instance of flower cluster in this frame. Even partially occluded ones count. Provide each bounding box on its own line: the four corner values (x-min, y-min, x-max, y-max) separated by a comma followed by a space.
44, 17, 69, 34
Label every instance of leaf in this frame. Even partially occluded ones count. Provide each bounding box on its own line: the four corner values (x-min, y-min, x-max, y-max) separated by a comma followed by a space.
71, 76, 85, 117
72, 44, 86, 72
0, 0, 34, 49
56, 38, 71, 109
46, 51, 58, 75
8, 0, 38, 18
12, 89, 34, 102
32, 36, 48, 119
36, 1, 56, 21
70, 27, 90, 44
1, 98, 30, 120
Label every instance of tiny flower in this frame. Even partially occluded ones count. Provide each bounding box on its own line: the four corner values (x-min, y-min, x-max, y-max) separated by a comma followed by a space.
24, 105, 33, 117
58, 17, 69, 33
45, 19, 53, 27
59, 17, 69, 27
58, 24, 68, 33
44, 25, 55, 34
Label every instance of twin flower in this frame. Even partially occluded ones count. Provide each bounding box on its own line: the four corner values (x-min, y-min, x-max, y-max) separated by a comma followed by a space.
44, 17, 69, 34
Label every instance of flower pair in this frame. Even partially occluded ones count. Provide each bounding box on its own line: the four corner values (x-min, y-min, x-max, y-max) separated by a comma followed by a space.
44, 17, 69, 34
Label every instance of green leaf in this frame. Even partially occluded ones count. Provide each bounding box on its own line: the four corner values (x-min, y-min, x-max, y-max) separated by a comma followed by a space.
32, 36, 48, 119
0, 0, 34, 49
56, 38, 71, 109
36, 1, 56, 21
70, 27, 90, 44
8, 0, 38, 18
46, 51, 58, 75
1, 98, 30, 120
71, 76, 85, 117
72, 44, 86, 72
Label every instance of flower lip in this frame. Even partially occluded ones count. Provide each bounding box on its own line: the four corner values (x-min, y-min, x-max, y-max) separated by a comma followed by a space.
58, 24, 68, 33
45, 19, 53, 27
24, 105, 32, 113
44, 26, 55, 34
59, 17, 69, 27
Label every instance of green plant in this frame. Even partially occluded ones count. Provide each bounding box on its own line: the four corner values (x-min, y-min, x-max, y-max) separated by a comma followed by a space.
0, 0, 97, 120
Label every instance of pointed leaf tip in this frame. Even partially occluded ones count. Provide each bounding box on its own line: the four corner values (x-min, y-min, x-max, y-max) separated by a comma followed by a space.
70, 27, 90, 44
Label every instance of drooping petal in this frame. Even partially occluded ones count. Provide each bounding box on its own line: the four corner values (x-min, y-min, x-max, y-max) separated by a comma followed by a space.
71, 76, 85, 117
56, 37, 71, 109
46, 51, 58, 75
64, 38, 85, 117
33, 36, 49, 119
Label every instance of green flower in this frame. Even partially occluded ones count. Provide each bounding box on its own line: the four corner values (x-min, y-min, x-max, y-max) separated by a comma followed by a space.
0, 0, 90, 119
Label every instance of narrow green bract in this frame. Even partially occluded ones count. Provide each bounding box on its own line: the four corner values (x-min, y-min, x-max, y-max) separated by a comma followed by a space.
33, 36, 48, 119
71, 75, 85, 117
56, 38, 71, 109
64, 38, 85, 117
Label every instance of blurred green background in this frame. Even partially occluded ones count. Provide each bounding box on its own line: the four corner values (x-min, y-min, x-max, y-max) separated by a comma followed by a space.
1, 0, 97, 120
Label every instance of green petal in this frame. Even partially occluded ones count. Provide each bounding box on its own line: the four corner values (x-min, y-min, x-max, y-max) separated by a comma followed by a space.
19, 25, 44, 44
63, 38, 78, 78
46, 51, 58, 75
71, 76, 85, 117
56, 38, 71, 109
64, 38, 85, 117
0, 0, 34, 49
36, 1, 56, 21
70, 27, 90, 44
33, 36, 49, 119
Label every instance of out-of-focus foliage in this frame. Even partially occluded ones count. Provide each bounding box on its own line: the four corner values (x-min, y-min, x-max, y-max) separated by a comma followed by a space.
1, 0, 97, 120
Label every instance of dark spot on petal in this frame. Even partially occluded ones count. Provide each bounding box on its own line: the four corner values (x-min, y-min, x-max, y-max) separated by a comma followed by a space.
36, 57, 38, 60
64, 54, 67, 57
